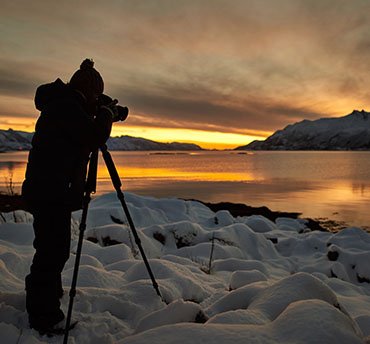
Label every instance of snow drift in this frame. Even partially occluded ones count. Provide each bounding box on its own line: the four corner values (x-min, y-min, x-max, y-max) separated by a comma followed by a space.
0, 192, 370, 343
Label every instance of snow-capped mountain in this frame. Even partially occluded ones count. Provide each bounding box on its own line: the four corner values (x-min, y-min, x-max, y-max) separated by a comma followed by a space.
107, 135, 202, 151
0, 129, 202, 152
0, 129, 33, 152
237, 110, 370, 150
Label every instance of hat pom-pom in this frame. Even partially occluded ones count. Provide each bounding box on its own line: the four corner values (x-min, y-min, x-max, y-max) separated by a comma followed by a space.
80, 58, 94, 70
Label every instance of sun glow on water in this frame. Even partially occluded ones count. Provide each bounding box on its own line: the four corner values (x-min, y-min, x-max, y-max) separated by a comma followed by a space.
99, 166, 259, 182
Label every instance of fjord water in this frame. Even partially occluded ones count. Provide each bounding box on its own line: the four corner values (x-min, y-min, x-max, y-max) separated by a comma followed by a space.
1, 150, 370, 229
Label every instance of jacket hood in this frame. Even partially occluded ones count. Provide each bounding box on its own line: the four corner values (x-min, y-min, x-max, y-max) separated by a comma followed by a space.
34, 78, 69, 111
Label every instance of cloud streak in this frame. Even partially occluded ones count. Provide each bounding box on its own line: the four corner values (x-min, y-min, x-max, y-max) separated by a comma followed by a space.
1, 0, 370, 145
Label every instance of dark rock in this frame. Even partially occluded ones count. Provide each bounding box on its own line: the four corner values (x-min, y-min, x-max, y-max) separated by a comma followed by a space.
86, 237, 98, 244
188, 199, 329, 232
195, 310, 209, 323
357, 274, 370, 284
327, 250, 339, 261
110, 215, 124, 224
334, 303, 342, 311
304, 218, 327, 232
193, 200, 300, 222
102, 236, 121, 246
153, 232, 166, 245
330, 269, 338, 278
175, 236, 191, 249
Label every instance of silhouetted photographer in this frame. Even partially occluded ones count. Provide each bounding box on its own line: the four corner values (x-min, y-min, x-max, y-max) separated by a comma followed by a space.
22, 59, 128, 334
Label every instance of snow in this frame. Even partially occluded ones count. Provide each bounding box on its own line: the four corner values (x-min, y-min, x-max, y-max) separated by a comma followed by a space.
240, 109, 370, 150
1, 192, 370, 343
0, 129, 32, 152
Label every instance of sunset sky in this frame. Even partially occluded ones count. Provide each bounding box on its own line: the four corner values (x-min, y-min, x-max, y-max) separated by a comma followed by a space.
1, 0, 370, 149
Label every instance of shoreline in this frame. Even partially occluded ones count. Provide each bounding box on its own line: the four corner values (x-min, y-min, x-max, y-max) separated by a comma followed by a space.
0, 193, 349, 232
190, 200, 344, 232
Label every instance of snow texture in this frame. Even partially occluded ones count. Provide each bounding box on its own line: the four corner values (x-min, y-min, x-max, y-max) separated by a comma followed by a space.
0, 192, 369, 343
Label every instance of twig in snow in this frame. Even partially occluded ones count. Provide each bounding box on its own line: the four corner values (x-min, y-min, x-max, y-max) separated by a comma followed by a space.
207, 233, 216, 274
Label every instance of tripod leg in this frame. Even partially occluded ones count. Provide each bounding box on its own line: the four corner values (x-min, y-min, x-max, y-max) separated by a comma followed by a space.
64, 150, 98, 344
63, 194, 91, 344
100, 145, 163, 301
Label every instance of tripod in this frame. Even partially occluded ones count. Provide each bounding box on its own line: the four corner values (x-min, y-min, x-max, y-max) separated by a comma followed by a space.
63, 145, 163, 344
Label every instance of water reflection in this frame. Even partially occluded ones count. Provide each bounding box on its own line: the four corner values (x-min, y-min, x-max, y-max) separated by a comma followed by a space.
0, 161, 27, 190
99, 166, 260, 182
352, 183, 368, 196
0, 151, 370, 228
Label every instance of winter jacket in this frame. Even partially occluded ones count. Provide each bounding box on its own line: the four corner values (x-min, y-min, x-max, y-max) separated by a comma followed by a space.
22, 79, 112, 211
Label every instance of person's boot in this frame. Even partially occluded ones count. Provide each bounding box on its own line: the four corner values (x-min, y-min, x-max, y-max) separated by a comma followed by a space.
25, 274, 65, 334
29, 308, 65, 334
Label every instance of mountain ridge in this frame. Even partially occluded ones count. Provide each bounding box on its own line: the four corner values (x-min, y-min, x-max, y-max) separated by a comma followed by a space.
0, 129, 202, 152
236, 109, 370, 150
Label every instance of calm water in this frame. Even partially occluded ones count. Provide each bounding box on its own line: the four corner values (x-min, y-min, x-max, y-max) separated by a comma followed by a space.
1, 150, 370, 229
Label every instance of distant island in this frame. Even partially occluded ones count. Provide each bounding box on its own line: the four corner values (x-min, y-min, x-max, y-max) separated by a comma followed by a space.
236, 109, 370, 151
0, 129, 202, 152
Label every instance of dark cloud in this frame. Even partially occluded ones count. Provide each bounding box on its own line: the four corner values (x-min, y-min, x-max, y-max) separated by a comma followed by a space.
1, 0, 370, 139
117, 86, 324, 134
0, 62, 41, 97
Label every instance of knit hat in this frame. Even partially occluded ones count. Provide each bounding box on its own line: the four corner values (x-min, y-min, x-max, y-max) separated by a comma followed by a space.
69, 59, 104, 98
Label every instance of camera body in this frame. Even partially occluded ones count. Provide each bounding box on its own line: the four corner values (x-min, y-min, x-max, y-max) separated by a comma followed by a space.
98, 94, 129, 122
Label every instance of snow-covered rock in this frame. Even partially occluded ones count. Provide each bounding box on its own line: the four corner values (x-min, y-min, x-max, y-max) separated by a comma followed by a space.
0, 192, 369, 343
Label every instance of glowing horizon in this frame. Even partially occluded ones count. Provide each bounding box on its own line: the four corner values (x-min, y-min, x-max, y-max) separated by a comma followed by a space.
110, 126, 270, 150
0, 119, 270, 150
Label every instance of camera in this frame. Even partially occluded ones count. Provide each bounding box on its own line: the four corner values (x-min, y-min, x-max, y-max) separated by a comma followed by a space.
98, 94, 129, 122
